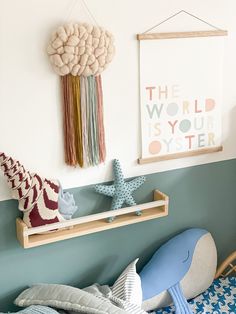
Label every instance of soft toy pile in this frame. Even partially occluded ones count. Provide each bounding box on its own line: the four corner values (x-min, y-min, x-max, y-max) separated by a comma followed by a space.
0, 152, 77, 228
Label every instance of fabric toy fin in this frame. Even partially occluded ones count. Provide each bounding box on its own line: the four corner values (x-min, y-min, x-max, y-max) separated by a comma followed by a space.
58, 186, 78, 220
168, 283, 192, 314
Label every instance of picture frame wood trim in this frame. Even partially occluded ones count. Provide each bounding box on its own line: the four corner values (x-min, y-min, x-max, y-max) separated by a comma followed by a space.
138, 146, 223, 165
137, 30, 228, 41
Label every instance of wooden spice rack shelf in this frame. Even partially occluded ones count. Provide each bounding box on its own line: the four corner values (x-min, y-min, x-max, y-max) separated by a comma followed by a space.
16, 189, 169, 249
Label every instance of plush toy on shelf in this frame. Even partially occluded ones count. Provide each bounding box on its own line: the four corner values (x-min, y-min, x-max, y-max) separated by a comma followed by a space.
0, 152, 78, 228
94, 159, 146, 222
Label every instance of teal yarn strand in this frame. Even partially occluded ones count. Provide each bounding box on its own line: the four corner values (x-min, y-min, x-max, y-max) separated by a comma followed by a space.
87, 76, 100, 166
84, 77, 93, 166
86, 76, 93, 166
80, 76, 89, 167
79, 76, 100, 167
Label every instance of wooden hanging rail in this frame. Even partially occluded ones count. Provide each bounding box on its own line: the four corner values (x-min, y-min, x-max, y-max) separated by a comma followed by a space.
16, 189, 169, 249
138, 146, 223, 165
137, 30, 228, 41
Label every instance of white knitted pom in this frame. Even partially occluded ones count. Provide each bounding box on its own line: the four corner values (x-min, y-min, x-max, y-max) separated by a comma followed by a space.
47, 23, 115, 76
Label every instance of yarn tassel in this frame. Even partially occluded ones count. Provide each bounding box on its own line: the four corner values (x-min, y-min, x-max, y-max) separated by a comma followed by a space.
92, 76, 100, 165
80, 76, 89, 167
96, 75, 106, 163
88, 76, 100, 166
71, 75, 83, 167
61, 75, 105, 168
61, 75, 77, 166
85, 77, 93, 166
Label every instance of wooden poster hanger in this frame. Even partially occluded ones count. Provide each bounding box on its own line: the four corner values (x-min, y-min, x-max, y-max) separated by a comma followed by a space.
137, 10, 227, 165
137, 10, 228, 40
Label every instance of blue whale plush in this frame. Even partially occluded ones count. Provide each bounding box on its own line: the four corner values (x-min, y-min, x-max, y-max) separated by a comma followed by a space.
140, 228, 216, 313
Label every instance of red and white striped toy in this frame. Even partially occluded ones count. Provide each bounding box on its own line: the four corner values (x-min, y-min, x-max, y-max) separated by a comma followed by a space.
0, 152, 65, 228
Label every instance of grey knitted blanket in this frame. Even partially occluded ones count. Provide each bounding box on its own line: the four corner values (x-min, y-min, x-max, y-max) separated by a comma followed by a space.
0, 306, 59, 314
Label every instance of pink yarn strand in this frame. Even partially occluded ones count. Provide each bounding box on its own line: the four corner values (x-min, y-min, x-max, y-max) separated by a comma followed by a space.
95, 75, 106, 163
80, 76, 89, 167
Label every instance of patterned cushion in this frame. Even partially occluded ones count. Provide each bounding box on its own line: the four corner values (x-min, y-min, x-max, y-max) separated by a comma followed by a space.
112, 259, 143, 306
83, 284, 147, 314
155, 277, 236, 314
15, 284, 127, 314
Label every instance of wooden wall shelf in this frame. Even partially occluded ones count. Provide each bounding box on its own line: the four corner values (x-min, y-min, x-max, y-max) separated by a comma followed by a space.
16, 189, 169, 249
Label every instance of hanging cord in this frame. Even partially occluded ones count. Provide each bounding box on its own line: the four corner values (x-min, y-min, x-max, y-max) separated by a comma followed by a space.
81, 0, 99, 26
65, 0, 77, 21
143, 10, 222, 34
65, 0, 99, 25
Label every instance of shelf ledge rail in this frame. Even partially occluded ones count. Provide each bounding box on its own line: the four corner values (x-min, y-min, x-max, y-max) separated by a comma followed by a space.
16, 190, 169, 248
25, 198, 167, 236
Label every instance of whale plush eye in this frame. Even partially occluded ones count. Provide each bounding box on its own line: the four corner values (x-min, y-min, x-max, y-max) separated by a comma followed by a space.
182, 250, 190, 263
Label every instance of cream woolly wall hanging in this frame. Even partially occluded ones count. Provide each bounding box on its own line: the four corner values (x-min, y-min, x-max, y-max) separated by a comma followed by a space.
47, 15, 115, 167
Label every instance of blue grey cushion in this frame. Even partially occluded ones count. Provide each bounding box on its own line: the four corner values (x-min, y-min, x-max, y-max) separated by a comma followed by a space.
0, 305, 59, 314
15, 284, 126, 314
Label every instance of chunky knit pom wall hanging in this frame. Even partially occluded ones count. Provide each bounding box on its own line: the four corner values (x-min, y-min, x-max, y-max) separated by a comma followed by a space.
47, 23, 115, 167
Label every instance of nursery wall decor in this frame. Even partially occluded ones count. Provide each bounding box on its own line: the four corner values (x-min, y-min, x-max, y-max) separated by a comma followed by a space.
0, 152, 78, 227
137, 11, 227, 164
94, 159, 146, 222
47, 21, 115, 167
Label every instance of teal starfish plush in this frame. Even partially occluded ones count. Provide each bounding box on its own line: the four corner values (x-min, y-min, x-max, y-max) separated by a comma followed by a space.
94, 159, 146, 221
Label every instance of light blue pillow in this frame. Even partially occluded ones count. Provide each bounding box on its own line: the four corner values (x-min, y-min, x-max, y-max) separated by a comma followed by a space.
15, 284, 127, 314
1, 306, 59, 314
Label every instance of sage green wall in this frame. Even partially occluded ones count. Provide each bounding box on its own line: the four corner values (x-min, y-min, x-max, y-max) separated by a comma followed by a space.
0, 159, 236, 312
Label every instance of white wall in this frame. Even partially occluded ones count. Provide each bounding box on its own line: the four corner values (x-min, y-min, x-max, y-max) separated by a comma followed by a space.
1, 0, 236, 201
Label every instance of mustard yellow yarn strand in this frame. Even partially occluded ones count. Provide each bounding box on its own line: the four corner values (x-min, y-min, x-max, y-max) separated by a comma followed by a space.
70, 75, 83, 167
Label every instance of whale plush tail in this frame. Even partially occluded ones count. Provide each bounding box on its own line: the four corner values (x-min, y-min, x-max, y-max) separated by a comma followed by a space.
168, 283, 192, 314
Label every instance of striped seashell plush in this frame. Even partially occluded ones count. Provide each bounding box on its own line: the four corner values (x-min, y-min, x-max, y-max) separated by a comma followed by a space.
0, 153, 78, 228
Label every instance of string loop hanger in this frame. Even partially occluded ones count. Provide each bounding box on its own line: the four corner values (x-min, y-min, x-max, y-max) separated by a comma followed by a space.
143, 10, 223, 34
65, 0, 99, 26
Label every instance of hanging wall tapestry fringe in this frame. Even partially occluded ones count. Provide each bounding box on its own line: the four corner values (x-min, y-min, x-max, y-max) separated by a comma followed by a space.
47, 23, 115, 167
